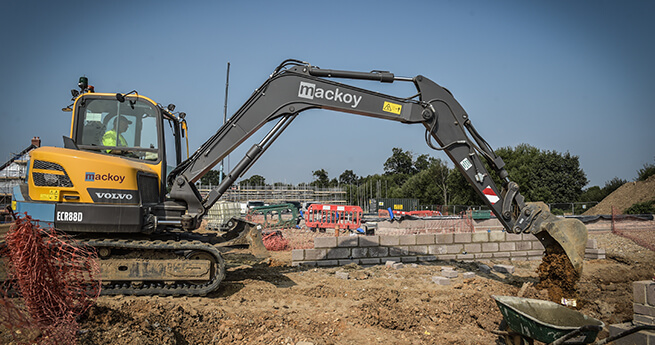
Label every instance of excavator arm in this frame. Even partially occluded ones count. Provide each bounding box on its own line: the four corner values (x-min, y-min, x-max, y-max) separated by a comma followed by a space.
168, 59, 587, 273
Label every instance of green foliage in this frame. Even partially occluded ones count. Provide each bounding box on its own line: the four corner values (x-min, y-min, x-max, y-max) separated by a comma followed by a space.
339, 170, 359, 185
624, 199, 655, 214
579, 177, 627, 203
310, 169, 330, 188
240, 174, 266, 186
200, 169, 224, 185
494, 144, 587, 203
637, 160, 655, 181
384, 148, 416, 176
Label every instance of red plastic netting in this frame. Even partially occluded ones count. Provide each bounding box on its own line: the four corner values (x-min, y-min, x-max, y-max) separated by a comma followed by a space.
1, 214, 101, 344
262, 231, 290, 251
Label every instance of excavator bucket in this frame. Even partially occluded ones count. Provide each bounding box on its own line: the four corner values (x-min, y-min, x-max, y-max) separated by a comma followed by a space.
214, 217, 270, 258
528, 202, 588, 275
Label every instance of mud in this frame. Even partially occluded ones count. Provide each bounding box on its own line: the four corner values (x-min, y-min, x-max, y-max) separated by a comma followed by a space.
536, 252, 580, 304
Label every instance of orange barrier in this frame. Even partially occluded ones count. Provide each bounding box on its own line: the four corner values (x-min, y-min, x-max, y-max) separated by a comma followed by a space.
305, 204, 363, 231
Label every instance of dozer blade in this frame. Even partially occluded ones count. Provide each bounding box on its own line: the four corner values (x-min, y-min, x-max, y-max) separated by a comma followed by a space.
528, 202, 588, 275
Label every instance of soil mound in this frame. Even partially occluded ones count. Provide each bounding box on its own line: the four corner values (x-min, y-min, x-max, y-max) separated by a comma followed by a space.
584, 175, 655, 215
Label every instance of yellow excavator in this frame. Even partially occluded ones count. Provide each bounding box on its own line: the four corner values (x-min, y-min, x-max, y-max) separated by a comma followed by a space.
8, 59, 587, 295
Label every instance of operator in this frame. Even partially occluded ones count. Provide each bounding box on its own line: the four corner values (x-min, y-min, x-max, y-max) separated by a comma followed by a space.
102, 115, 131, 154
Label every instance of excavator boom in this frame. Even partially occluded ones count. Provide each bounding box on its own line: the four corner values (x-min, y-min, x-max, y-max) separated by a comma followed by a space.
167, 59, 587, 274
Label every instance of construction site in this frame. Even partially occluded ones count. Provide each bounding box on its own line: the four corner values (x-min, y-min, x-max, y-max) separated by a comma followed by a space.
1, 61, 654, 344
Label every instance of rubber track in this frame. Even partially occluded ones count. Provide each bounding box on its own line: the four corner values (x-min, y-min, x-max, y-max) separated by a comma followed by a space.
82, 238, 226, 296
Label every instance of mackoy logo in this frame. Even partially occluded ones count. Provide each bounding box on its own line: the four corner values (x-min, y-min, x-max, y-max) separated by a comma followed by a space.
85, 172, 126, 184
298, 81, 362, 108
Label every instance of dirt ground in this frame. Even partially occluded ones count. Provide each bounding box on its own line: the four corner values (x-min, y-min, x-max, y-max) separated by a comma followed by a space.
59, 229, 651, 345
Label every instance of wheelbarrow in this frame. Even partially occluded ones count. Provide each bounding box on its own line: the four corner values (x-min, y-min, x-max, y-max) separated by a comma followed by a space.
492, 295, 655, 344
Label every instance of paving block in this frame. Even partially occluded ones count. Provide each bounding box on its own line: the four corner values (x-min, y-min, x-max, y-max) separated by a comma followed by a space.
428, 245, 448, 255
408, 245, 429, 255
317, 260, 339, 267
454, 233, 472, 243
385, 260, 397, 268
389, 246, 409, 256
379, 235, 400, 246
634, 281, 650, 305
446, 244, 464, 254
462, 272, 476, 279
516, 241, 532, 251
475, 253, 493, 259
314, 237, 337, 248
359, 258, 381, 265
635, 302, 655, 317
506, 233, 522, 241
369, 246, 389, 257
471, 232, 489, 243
441, 270, 458, 278
351, 247, 369, 258
359, 235, 379, 247
392, 262, 404, 269
304, 249, 327, 261
648, 281, 655, 306
399, 235, 417, 245
456, 254, 475, 261
432, 276, 451, 285
609, 322, 652, 345
499, 242, 516, 251
291, 249, 305, 262
488, 231, 505, 242
335, 271, 350, 280
327, 247, 351, 259
493, 252, 511, 258
338, 259, 359, 266
416, 234, 436, 245
436, 254, 457, 260
634, 314, 655, 326
493, 264, 515, 274
464, 243, 482, 253
478, 264, 492, 274
418, 255, 437, 262
337, 236, 358, 247
482, 242, 499, 252
587, 238, 598, 249
435, 233, 454, 244
401, 256, 418, 263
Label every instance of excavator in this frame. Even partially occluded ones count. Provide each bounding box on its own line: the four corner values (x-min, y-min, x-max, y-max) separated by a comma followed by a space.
8, 59, 587, 296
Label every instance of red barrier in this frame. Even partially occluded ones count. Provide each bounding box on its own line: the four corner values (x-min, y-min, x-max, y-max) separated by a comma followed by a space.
305, 204, 363, 231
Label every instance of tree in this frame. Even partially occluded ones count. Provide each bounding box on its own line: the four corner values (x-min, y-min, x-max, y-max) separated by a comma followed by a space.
637, 158, 655, 181
339, 170, 359, 185
494, 144, 587, 203
384, 148, 416, 176
414, 154, 436, 173
311, 169, 330, 188
200, 169, 224, 185
240, 174, 266, 186
398, 158, 451, 205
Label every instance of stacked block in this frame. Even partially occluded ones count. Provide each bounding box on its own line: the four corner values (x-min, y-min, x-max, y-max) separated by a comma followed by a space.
292, 232, 607, 267
609, 280, 655, 344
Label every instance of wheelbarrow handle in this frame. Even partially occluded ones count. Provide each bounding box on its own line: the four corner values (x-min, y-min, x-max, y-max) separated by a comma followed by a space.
550, 325, 603, 345
593, 325, 655, 345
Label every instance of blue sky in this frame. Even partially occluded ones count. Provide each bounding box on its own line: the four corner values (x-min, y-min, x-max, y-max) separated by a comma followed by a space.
1, 0, 653, 189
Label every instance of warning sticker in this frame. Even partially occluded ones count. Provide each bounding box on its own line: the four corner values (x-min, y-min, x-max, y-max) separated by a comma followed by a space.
483, 186, 500, 204
40, 189, 60, 201
460, 158, 473, 171
383, 101, 402, 115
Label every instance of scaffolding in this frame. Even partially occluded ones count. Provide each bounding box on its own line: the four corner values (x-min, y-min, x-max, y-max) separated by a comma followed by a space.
196, 184, 347, 205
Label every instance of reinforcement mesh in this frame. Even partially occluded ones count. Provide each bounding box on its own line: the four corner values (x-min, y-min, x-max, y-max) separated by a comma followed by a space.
1, 214, 100, 344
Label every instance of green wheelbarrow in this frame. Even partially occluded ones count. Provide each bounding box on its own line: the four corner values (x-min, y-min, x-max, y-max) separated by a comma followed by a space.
493, 295, 655, 345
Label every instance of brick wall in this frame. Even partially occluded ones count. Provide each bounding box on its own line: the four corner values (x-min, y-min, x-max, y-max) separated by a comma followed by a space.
609, 280, 655, 344
291, 231, 604, 267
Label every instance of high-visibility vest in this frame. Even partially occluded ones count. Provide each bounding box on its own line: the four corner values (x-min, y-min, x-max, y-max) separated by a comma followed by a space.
102, 130, 127, 147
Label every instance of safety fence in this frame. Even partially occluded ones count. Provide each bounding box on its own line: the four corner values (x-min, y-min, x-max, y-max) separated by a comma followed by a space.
1, 214, 100, 344
611, 206, 655, 251
305, 204, 363, 232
